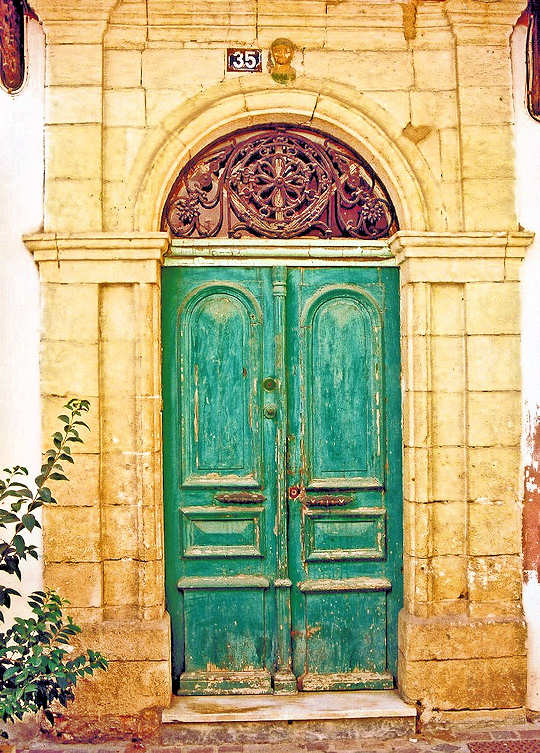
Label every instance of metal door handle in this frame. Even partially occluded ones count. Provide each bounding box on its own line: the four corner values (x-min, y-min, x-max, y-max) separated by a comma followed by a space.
214, 492, 266, 503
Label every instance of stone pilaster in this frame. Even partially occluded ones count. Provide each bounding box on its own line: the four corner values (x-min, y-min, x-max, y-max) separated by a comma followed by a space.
391, 230, 531, 709
24, 232, 171, 718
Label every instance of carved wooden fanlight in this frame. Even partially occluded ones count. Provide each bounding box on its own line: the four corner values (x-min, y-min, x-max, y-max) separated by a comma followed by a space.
527, 0, 540, 121
161, 125, 399, 240
0, 0, 25, 93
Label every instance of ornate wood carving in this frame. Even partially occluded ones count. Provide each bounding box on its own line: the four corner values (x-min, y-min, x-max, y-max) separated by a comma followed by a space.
0, 0, 25, 93
162, 125, 399, 240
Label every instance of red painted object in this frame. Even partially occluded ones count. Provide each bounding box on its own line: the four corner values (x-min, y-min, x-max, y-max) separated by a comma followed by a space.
469, 742, 540, 753
161, 124, 399, 240
0, 0, 25, 92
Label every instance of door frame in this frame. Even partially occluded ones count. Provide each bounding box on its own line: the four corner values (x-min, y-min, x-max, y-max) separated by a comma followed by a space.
162, 237, 403, 693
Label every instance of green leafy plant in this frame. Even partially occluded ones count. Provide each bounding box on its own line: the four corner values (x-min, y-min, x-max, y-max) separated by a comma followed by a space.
0, 399, 107, 737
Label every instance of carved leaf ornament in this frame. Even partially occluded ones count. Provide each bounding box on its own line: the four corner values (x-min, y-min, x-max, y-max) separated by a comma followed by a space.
162, 125, 399, 239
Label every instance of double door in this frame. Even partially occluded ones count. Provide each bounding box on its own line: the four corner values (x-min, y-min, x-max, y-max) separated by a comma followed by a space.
162, 266, 402, 695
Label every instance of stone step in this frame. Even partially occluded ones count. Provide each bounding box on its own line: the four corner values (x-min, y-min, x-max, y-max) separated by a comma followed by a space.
160, 690, 416, 744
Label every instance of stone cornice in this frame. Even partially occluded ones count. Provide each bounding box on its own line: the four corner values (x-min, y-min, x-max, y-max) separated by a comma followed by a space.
389, 230, 534, 261
24, 232, 170, 263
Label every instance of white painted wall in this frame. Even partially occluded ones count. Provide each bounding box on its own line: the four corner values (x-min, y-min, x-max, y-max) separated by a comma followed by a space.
512, 23, 540, 713
0, 18, 45, 605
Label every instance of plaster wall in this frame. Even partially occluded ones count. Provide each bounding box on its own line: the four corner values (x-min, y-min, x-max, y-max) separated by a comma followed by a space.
0, 19, 44, 606
512, 23, 540, 714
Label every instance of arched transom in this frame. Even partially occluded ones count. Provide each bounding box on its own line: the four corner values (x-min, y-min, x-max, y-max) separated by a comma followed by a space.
161, 124, 399, 240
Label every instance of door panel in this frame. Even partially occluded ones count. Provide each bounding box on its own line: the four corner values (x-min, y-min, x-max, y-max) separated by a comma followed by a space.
180, 285, 262, 486
163, 268, 278, 695
163, 265, 402, 694
287, 267, 401, 691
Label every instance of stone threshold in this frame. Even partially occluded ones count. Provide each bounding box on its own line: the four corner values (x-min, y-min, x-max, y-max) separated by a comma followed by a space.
162, 689, 416, 724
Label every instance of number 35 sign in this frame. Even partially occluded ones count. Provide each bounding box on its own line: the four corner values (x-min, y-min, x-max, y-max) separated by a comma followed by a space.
227, 48, 263, 72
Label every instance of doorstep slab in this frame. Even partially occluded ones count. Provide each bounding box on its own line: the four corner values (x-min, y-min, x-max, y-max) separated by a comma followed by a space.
162, 689, 416, 723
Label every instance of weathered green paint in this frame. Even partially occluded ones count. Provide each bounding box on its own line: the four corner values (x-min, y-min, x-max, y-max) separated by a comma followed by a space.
162, 266, 402, 695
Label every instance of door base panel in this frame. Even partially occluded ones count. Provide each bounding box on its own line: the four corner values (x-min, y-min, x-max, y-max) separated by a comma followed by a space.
178, 670, 272, 695
298, 671, 394, 692
273, 670, 298, 695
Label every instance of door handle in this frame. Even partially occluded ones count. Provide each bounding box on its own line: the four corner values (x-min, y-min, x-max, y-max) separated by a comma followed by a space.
288, 486, 352, 507
214, 492, 266, 503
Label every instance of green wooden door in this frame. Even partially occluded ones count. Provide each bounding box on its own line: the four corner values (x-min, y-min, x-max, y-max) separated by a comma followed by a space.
162, 265, 402, 695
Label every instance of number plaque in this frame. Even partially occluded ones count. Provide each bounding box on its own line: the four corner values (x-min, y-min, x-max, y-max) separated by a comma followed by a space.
227, 48, 263, 73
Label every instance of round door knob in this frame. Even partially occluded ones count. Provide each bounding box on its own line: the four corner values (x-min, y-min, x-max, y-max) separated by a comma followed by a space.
263, 404, 277, 418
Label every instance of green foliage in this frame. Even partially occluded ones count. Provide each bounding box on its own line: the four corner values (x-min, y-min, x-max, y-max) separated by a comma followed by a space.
0, 399, 108, 737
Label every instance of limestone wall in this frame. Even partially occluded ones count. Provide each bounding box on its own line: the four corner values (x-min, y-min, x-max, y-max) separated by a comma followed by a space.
18, 0, 534, 722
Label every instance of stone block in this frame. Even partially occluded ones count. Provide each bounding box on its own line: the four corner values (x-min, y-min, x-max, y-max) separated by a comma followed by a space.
41, 340, 99, 397
45, 178, 102, 232
413, 49, 456, 90
466, 335, 521, 391
431, 555, 467, 601
44, 562, 102, 608
468, 555, 522, 603
461, 125, 515, 181
462, 178, 517, 232
465, 281, 520, 335
103, 126, 146, 182
410, 90, 458, 129
41, 282, 99, 343
102, 505, 139, 559
304, 50, 414, 91
71, 617, 170, 661
46, 124, 102, 180
41, 393, 99, 454
44, 452, 100, 506
432, 391, 465, 446
99, 283, 136, 340
459, 86, 513, 126
456, 45, 512, 90
140, 559, 165, 607
68, 660, 171, 715
398, 610, 527, 661
431, 336, 465, 392
46, 44, 102, 86
408, 335, 430, 392
43, 505, 101, 563
104, 89, 146, 127
101, 450, 160, 506
142, 48, 225, 89
403, 553, 430, 608
403, 446, 430, 504
104, 49, 142, 89
370, 90, 411, 129
468, 446, 520, 501
432, 501, 466, 556
467, 391, 521, 446
399, 652, 526, 709
403, 390, 429, 448
439, 128, 462, 185
103, 559, 139, 606
403, 500, 430, 558
431, 447, 466, 501
468, 498, 521, 555
431, 284, 465, 335
46, 86, 102, 125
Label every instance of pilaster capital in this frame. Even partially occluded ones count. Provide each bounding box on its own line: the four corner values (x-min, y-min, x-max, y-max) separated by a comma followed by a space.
444, 0, 529, 44
24, 232, 170, 283
390, 231, 534, 282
